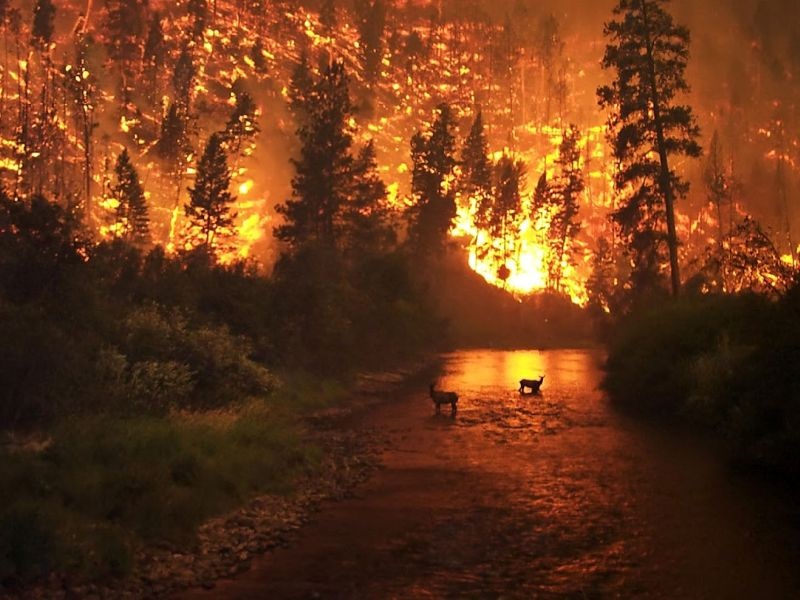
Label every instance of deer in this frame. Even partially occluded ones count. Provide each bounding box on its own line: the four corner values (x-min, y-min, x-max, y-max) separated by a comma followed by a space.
429, 383, 458, 415
519, 375, 544, 394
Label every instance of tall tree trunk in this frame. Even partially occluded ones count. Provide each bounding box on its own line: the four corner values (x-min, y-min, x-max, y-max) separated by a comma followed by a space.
641, 0, 680, 296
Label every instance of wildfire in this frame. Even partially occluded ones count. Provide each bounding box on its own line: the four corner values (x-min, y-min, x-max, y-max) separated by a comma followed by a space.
6, 0, 782, 305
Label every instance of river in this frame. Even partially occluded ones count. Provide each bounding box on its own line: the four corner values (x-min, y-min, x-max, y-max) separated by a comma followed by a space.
181, 349, 800, 598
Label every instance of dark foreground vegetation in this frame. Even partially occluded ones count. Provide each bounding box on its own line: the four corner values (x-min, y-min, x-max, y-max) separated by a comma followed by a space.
603, 286, 800, 477
0, 190, 438, 585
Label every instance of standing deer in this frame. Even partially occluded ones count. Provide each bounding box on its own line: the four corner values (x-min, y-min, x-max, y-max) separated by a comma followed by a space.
519, 376, 544, 394
429, 383, 458, 414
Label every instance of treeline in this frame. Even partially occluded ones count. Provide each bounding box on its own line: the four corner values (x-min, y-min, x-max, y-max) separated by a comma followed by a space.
0, 187, 434, 429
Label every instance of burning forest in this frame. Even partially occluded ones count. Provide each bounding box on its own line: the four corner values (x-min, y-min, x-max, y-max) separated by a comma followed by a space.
3, 0, 800, 595
1, 0, 796, 305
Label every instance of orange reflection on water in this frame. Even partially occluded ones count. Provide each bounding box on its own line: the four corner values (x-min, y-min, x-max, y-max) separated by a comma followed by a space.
439, 349, 602, 398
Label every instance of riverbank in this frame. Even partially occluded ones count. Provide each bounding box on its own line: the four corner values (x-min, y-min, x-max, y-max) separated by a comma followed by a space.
1, 360, 436, 600
602, 291, 800, 477
180, 348, 800, 598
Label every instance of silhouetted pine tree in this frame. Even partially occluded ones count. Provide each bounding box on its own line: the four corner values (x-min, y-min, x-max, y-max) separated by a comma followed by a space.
288, 51, 315, 125
27, 0, 58, 198
460, 111, 492, 236
547, 124, 584, 292
187, 0, 208, 40
65, 32, 96, 216
104, 0, 146, 69
343, 140, 393, 259
320, 0, 337, 34
598, 0, 702, 296
172, 45, 195, 108
142, 12, 166, 104
535, 13, 565, 122
113, 148, 149, 245
155, 103, 190, 176
702, 130, 732, 291
185, 133, 236, 252
489, 154, 524, 283
408, 103, 457, 258
250, 37, 267, 74
275, 61, 354, 252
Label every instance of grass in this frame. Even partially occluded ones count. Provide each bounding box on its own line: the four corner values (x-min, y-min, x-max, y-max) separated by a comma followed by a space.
0, 400, 323, 584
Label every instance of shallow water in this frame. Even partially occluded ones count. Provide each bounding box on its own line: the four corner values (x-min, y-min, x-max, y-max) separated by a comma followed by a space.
182, 349, 800, 599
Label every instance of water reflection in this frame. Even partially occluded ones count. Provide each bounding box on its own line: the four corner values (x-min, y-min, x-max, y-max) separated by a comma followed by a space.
415, 349, 800, 598
440, 348, 603, 397
183, 349, 800, 599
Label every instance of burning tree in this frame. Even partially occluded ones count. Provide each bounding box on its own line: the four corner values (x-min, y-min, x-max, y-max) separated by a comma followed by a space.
184, 132, 237, 254
407, 103, 457, 260
598, 0, 702, 297
489, 154, 525, 284
221, 89, 260, 159
459, 111, 493, 262
354, 0, 386, 83
112, 148, 150, 246
142, 11, 167, 106
700, 130, 735, 292
546, 124, 585, 293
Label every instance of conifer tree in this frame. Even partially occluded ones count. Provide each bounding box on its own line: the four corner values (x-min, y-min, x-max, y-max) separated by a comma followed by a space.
66, 33, 96, 215
288, 51, 315, 125
221, 90, 259, 157
354, 0, 386, 82
320, 0, 337, 34
344, 140, 393, 259
185, 133, 236, 251
113, 148, 149, 245
702, 130, 732, 291
187, 0, 208, 40
598, 0, 702, 296
32, 0, 55, 48
250, 37, 267, 74
460, 111, 492, 236
408, 103, 457, 258
142, 12, 166, 104
275, 61, 354, 252
490, 154, 524, 283
535, 14, 565, 122
547, 124, 584, 292
104, 0, 146, 67
172, 45, 195, 108
155, 103, 190, 176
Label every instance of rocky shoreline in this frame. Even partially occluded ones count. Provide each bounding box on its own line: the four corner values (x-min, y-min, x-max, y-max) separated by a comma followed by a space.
5, 363, 434, 600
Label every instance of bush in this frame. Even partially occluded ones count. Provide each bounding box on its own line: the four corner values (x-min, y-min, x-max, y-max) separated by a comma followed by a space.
128, 361, 194, 414
603, 288, 800, 475
117, 304, 274, 409
603, 294, 764, 414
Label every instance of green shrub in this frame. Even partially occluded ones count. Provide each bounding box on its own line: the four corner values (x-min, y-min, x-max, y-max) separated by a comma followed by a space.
685, 335, 754, 426
603, 294, 765, 413
128, 360, 194, 414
